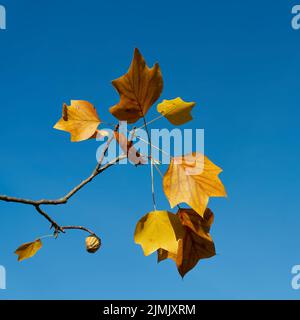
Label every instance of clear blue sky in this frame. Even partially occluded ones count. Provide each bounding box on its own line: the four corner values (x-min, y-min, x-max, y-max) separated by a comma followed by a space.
0, 0, 300, 299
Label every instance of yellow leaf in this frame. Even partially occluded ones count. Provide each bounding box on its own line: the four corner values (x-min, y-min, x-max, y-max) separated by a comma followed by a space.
110, 48, 164, 123
157, 97, 196, 125
134, 210, 183, 256
54, 100, 101, 142
15, 239, 43, 262
163, 152, 226, 216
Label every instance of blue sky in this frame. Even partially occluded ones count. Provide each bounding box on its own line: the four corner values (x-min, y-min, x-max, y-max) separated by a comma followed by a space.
0, 0, 300, 299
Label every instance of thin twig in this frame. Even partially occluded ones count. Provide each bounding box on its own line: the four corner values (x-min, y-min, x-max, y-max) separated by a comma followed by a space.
0, 129, 122, 207
34, 205, 65, 233
136, 114, 165, 130
153, 162, 164, 178
99, 121, 171, 159
0, 154, 124, 206
130, 132, 170, 158
140, 113, 157, 211
61, 226, 95, 235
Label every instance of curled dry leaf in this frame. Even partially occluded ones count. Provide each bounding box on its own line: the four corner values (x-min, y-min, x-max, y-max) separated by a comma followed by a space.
163, 152, 227, 217
110, 48, 163, 123
114, 131, 147, 165
157, 97, 196, 125
15, 239, 43, 262
158, 208, 216, 278
54, 100, 101, 142
134, 210, 184, 256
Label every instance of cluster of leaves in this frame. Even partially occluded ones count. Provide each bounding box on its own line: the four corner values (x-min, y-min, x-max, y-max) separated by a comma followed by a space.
135, 152, 226, 277
14, 49, 226, 277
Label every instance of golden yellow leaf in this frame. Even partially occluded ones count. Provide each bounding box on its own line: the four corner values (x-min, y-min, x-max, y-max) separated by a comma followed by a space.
158, 208, 216, 278
134, 210, 183, 256
15, 239, 43, 262
110, 48, 163, 123
54, 100, 101, 142
163, 152, 226, 217
157, 97, 195, 125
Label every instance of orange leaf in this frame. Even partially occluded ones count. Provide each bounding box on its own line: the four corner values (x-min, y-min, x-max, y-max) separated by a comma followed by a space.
110, 48, 163, 123
54, 100, 101, 142
163, 152, 226, 217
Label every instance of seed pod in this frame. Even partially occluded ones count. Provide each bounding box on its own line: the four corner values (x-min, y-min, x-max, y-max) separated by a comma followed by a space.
85, 235, 101, 253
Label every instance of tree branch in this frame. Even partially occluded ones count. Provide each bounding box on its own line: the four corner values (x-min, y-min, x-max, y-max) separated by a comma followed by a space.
0, 127, 121, 207
34, 205, 65, 234
0, 154, 126, 206
61, 226, 95, 235
0, 125, 126, 241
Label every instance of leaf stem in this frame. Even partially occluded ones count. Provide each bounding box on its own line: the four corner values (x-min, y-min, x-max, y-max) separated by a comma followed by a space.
37, 234, 54, 240
141, 114, 157, 211
136, 114, 165, 130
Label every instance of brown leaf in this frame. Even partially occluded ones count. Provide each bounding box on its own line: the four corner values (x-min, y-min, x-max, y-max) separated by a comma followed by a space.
114, 131, 147, 165
176, 208, 216, 277
110, 48, 163, 123
158, 208, 216, 278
